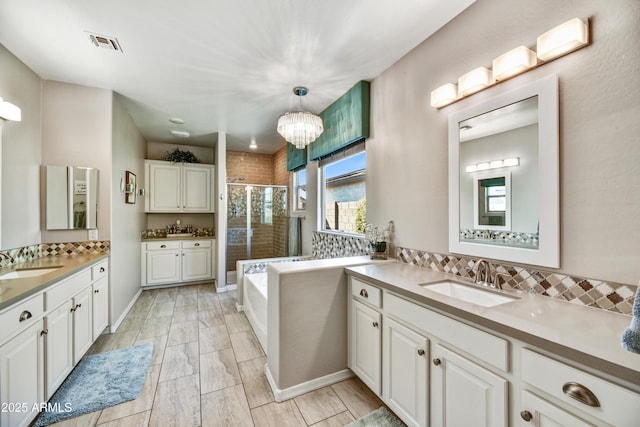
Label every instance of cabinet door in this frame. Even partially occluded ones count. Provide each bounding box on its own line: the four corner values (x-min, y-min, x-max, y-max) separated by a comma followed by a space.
148, 163, 181, 212
182, 165, 211, 212
520, 391, 594, 427
383, 318, 429, 427
92, 276, 109, 337
45, 301, 73, 398
72, 287, 93, 363
350, 299, 382, 395
182, 248, 212, 281
0, 321, 44, 427
431, 344, 507, 427
146, 249, 181, 285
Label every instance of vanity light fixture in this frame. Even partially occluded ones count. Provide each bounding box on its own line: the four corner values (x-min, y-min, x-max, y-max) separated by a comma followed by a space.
431, 17, 589, 109
492, 46, 537, 81
537, 18, 589, 61
458, 67, 495, 97
0, 97, 21, 122
466, 157, 519, 173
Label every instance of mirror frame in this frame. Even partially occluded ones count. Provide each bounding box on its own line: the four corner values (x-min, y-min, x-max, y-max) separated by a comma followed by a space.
448, 74, 559, 268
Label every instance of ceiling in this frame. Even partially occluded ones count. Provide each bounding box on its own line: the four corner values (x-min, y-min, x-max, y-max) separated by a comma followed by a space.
0, 0, 475, 154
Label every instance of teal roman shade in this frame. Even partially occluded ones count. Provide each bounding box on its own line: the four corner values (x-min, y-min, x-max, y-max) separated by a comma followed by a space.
286, 143, 307, 171
309, 80, 370, 161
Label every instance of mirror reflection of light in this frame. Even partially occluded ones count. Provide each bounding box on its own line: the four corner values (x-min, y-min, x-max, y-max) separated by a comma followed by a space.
466, 157, 519, 173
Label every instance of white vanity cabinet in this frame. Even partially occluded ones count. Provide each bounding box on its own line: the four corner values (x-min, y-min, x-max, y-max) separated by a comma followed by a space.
0, 296, 44, 427
431, 344, 507, 427
44, 300, 73, 398
142, 239, 215, 287
348, 275, 509, 427
91, 259, 109, 338
144, 160, 215, 213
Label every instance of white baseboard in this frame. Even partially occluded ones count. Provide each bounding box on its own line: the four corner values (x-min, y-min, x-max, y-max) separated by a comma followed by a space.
110, 288, 142, 333
235, 302, 244, 312
217, 283, 238, 293
265, 365, 353, 402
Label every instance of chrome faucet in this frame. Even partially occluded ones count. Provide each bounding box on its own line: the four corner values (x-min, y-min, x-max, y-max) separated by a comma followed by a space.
0, 251, 15, 264
473, 259, 492, 285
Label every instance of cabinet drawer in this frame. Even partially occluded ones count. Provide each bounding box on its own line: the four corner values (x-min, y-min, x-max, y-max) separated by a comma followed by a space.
521, 348, 640, 427
182, 240, 211, 249
351, 278, 382, 308
0, 294, 44, 343
146, 241, 180, 250
385, 292, 509, 372
91, 259, 109, 281
45, 269, 91, 311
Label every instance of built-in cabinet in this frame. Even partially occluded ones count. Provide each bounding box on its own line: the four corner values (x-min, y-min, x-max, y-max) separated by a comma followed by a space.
0, 258, 109, 427
347, 274, 638, 427
141, 239, 215, 287
144, 160, 215, 213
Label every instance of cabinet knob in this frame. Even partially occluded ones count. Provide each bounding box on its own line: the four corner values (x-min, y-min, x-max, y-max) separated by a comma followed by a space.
40, 329, 49, 336
94, 289, 99, 294
18, 310, 32, 322
417, 349, 425, 356
100, 267, 105, 272
195, 243, 200, 247
372, 321, 379, 328
70, 306, 76, 313
359, 289, 368, 298
520, 410, 533, 422
160, 244, 167, 248
433, 358, 441, 366
562, 382, 601, 408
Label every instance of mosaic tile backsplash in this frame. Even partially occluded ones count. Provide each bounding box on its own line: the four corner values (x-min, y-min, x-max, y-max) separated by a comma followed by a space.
310, 232, 636, 315
0, 241, 110, 269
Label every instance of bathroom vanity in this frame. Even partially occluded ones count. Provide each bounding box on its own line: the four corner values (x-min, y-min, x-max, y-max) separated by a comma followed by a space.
140, 238, 215, 287
346, 262, 640, 427
0, 254, 109, 427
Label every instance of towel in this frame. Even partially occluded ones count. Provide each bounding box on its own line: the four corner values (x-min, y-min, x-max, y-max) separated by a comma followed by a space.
288, 216, 302, 256
621, 285, 640, 354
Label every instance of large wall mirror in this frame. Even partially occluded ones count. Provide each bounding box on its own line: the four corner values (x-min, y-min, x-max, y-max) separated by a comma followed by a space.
448, 74, 559, 268
45, 165, 99, 230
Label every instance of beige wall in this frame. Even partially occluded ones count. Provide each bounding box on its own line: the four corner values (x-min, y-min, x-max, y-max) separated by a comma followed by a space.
41, 80, 112, 242
0, 44, 42, 249
364, 0, 640, 284
111, 93, 147, 327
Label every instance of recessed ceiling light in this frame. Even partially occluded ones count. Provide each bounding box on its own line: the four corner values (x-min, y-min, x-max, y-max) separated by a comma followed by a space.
169, 117, 185, 124
249, 138, 257, 149
170, 130, 190, 138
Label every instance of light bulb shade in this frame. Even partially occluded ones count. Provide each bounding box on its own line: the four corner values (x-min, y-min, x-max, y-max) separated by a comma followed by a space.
430, 83, 459, 108
492, 46, 537, 81
0, 98, 21, 122
458, 67, 495, 97
277, 111, 324, 149
537, 18, 588, 61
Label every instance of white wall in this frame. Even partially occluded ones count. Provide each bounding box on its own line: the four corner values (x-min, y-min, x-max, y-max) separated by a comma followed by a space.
41, 80, 112, 242
0, 44, 42, 249
365, 0, 640, 284
111, 93, 146, 327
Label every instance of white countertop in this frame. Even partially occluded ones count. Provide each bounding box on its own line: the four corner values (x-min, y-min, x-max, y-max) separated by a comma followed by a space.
346, 261, 640, 385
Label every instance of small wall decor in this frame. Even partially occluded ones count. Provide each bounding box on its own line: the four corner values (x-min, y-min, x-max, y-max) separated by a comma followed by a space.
125, 171, 136, 204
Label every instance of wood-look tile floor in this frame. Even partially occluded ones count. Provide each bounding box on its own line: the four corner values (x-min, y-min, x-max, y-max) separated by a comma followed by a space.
49, 284, 386, 427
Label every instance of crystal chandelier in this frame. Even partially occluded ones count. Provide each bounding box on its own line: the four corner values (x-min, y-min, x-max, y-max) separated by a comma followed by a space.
277, 87, 324, 149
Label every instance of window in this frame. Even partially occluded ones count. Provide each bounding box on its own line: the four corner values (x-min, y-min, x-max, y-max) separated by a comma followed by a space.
320, 149, 366, 234
293, 169, 307, 211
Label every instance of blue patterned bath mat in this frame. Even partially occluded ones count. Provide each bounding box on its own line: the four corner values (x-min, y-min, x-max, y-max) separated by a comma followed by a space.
33, 343, 153, 427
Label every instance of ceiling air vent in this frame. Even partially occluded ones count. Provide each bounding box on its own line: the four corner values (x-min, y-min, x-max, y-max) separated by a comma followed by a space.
85, 32, 123, 52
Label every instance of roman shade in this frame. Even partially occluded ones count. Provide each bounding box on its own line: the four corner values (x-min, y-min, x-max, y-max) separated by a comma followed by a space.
309, 80, 370, 161
287, 143, 307, 171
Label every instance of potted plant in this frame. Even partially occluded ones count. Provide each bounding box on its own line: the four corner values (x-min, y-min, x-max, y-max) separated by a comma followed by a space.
365, 221, 393, 260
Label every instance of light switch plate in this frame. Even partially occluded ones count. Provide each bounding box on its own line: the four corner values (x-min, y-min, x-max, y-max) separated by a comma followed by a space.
88, 229, 98, 240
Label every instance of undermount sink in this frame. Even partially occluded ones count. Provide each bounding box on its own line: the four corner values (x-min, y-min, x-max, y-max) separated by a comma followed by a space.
421, 280, 518, 307
0, 267, 62, 280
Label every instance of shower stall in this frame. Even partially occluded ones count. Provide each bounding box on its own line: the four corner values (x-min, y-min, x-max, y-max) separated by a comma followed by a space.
226, 183, 288, 285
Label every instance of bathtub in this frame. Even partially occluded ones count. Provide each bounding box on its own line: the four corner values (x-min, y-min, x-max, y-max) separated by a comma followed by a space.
243, 272, 268, 353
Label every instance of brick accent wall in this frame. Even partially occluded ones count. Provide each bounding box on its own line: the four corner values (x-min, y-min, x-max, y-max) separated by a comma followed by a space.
273, 144, 289, 186
227, 151, 275, 185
